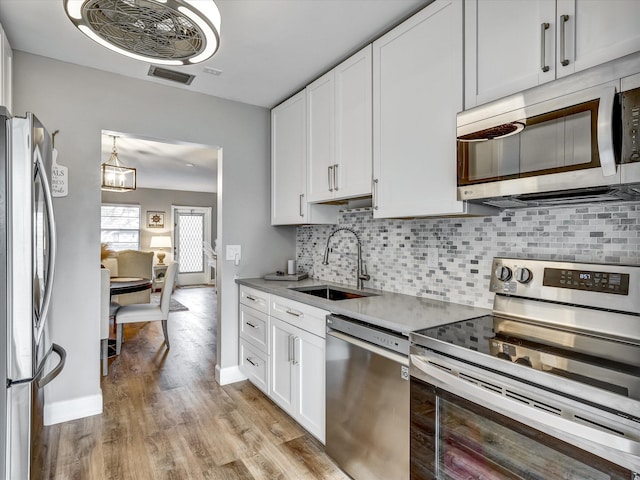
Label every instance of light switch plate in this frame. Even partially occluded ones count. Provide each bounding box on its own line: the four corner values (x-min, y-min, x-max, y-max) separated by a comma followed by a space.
226, 244, 241, 261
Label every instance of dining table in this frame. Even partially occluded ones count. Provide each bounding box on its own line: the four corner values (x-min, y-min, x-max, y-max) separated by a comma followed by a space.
109, 277, 153, 296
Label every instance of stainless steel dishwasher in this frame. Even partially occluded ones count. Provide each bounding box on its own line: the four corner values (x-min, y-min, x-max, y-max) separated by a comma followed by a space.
326, 314, 410, 480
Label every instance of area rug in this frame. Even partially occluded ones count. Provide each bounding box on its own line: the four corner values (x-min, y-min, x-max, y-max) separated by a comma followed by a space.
150, 293, 189, 312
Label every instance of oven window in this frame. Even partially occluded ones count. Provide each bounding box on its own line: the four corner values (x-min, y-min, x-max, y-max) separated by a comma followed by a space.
458, 100, 600, 186
410, 378, 630, 480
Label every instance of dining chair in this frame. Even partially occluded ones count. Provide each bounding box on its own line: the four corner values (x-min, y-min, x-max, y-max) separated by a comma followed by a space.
115, 261, 178, 355
114, 249, 154, 306
100, 268, 120, 375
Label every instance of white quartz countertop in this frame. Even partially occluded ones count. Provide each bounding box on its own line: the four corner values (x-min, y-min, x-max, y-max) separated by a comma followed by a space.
235, 277, 491, 336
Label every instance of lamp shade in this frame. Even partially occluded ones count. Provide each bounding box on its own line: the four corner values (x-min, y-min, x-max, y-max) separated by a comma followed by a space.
150, 236, 172, 249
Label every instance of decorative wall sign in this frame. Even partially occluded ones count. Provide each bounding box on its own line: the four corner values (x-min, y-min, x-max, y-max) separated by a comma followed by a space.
51, 148, 69, 197
147, 211, 165, 228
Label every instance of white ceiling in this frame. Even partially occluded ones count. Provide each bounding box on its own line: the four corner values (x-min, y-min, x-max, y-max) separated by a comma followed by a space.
101, 132, 219, 193
0, 0, 430, 191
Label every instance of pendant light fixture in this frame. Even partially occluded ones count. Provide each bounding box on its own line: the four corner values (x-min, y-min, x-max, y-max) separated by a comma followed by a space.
63, 0, 221, 65
101, 136, 136, 192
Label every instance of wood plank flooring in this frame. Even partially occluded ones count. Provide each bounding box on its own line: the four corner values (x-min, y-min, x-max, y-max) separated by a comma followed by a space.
38, 286, 349, 480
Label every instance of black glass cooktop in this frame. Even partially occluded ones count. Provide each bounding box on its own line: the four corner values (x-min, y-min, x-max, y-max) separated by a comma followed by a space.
412, 315, 640, 400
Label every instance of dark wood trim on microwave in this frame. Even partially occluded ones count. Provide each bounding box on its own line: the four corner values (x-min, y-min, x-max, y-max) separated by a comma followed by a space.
457, 99, 602, 187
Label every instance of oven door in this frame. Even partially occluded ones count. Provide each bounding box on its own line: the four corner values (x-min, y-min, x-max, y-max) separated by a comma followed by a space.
457, 83, 621, 203
410, 349, 639, 479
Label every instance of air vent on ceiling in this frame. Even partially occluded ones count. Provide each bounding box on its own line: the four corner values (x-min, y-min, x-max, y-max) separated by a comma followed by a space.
148, 66, 195, 85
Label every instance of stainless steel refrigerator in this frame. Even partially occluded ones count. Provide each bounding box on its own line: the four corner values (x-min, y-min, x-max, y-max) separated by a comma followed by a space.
0, 107, 66, 479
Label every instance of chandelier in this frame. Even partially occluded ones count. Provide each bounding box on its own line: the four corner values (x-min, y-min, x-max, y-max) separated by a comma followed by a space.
101, 136, 136, 192
63, 0, 221, 65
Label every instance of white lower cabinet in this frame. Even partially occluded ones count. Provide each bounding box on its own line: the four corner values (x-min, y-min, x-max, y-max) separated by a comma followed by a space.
239, 338, 269, 394
238, 287, 327, 443
270, 316, 325, 443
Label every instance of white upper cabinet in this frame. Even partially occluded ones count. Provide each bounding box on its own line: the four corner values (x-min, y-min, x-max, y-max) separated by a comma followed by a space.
556, 0, 640, 79
0, 22, 13, 113
334, 46, 373, 200
464, 0, 556, 108
307, 45, 372, 203
465, 0, 640, 108
372, 0, 490, 218
307, 72, 335, 202
271, 91, 337, 225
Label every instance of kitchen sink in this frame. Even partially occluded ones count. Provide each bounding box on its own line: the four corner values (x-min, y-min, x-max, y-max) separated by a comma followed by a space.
289, 285, 378, 301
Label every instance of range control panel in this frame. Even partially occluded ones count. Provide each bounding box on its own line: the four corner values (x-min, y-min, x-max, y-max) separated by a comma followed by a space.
543, 268, 629, 295
489, 258, 640, 314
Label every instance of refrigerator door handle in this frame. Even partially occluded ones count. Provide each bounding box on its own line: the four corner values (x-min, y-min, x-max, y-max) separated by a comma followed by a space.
33, 145, 57, 330
37, 343, 66, 389
7, 343, 66, 388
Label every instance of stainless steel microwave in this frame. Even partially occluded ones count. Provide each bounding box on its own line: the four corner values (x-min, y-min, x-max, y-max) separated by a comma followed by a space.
456, 82, 640, 208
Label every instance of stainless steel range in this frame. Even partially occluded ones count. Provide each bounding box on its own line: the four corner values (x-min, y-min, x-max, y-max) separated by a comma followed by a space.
410, 258, 640, 479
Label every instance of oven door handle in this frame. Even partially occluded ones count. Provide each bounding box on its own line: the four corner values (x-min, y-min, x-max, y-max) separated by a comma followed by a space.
412, 355, 640, 457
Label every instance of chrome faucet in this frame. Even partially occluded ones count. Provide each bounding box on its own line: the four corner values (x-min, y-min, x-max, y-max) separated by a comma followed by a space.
322, 227, 370, 290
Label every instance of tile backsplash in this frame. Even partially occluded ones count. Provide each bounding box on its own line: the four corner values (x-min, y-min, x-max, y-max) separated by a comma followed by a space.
296, 203, 640, 308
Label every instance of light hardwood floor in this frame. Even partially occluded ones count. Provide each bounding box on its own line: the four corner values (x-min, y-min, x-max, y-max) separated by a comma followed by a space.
38, 286, 349, 480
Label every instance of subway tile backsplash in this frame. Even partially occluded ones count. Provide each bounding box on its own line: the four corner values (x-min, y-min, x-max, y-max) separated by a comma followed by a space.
296, 203, 640, 308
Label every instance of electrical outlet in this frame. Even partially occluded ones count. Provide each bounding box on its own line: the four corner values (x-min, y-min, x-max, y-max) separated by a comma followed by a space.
427, 247, 438, 268
226, 245, 241, 261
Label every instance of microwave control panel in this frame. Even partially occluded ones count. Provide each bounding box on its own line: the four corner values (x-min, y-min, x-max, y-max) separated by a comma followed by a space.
622, 87, 640, 163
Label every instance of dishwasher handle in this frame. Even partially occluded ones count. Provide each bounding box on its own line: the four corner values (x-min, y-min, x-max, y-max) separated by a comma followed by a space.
327, 330, 409, 366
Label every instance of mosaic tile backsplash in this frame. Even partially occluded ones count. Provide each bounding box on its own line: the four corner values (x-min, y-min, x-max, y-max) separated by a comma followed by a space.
296, 203, 640, 308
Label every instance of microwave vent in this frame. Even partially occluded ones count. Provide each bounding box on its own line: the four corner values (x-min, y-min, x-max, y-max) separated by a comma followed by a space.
485, 198, 529, 208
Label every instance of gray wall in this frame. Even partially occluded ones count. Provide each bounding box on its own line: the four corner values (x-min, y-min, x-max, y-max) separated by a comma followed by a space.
13, 51, 296, 423
102, 187, 217, 265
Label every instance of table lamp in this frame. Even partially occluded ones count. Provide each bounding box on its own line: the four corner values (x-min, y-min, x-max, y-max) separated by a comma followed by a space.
150, 236, 172, 265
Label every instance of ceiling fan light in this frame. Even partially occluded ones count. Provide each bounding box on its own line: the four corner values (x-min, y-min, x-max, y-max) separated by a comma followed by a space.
64, 0, 84, 19
63, 0, 221, 65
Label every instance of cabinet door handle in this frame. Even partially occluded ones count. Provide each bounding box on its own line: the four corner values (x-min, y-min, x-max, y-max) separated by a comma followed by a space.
328, 165, 334, 192
287, 335, 294, 362
560, 14, 570, 66
333, 164, 339, 191
285, 308, 303, 318
246, 357, 259, 367
292, 337, 300, 365
372, 178, 379, 210
540, 22, 550, 72
299, 193, 305, 217
246, 321, 259, 329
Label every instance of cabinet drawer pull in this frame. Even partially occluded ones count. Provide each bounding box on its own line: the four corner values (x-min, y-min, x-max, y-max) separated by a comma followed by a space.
246, 321, 259, 329
285, 308, 303, 317
246, 295, 257, 302
333, 164, 339, 191
246, 357, 259, 367
328, 165, 334, 192
560, 14, 570, 66
540, 22, 550, 72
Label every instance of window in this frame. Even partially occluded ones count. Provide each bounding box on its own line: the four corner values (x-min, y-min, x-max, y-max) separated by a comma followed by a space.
101, 204, 140, 251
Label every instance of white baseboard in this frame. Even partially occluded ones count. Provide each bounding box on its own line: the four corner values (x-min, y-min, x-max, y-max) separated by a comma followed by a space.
215, 364, 247, 385
43, 393, 103, 426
